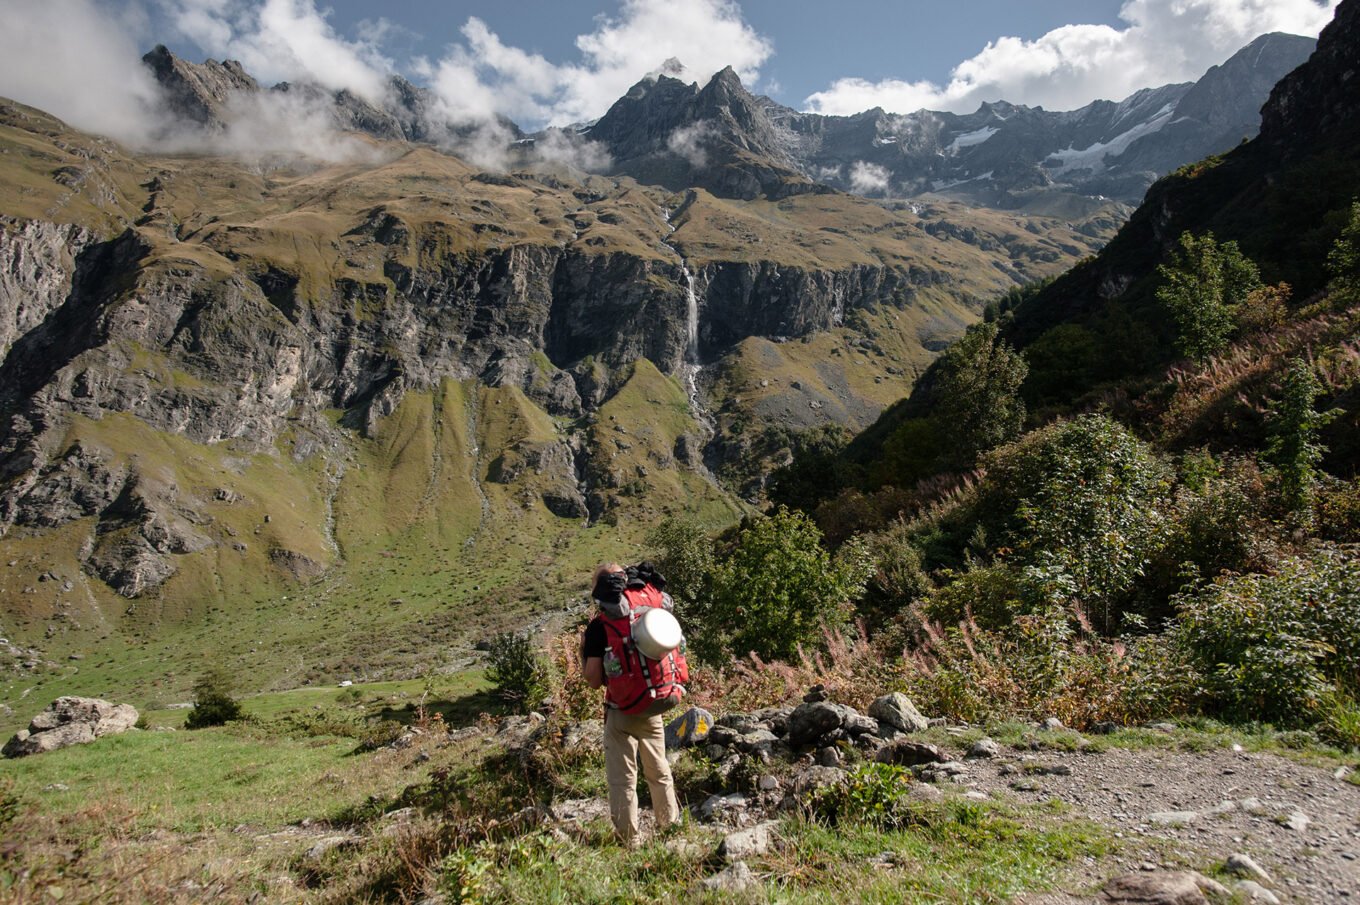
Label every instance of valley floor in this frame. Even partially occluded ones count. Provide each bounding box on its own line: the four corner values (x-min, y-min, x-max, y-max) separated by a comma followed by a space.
2, 681, 1358, 903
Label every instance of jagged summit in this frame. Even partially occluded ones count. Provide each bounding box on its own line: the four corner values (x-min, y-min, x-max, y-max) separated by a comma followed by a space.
141, 44, 258, 129
139, 45, 522, 146
581, 36, 1313, 205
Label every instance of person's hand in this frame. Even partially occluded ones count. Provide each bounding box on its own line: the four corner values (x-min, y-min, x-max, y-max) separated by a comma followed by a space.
636, 561, 667, 591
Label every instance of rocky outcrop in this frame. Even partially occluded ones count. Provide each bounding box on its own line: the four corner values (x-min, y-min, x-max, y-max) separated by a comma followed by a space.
3, 696, 139, 757
0, 219, 95, 363
141, 45, 259, 130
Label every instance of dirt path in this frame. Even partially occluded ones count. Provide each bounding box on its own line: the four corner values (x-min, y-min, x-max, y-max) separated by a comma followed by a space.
961, 744, 1360, 903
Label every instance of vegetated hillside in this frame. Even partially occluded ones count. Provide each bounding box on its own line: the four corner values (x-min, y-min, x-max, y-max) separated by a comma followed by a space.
755, 0, 1360, 747
0, 86, 1114, 715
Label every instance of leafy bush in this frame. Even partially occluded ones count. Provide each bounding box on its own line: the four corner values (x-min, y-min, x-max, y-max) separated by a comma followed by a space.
646, 516, 715, 612
184, 667, 245, 729
357, 720, 407, 751
1022, 323, 1099, 404
1173, 548, 1360, 724
859, 520, 935, 629
933, 322, 1028, 465
923, 564, 1028, 631
979, 415, 1172, 629
486, 632, 552, 715
1127, 453, 1267, 624
701, 507, 874, 662
1264, 358, 1339, 522
812, 762, 916, 829
1326, 199, 1360, 306
1317, 477, 1360, 542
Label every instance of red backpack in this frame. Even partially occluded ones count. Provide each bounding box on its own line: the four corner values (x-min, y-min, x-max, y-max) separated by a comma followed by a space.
600, 584, 689, 717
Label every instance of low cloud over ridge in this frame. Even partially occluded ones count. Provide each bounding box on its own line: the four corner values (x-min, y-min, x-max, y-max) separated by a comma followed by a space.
804, 0, 1339, 116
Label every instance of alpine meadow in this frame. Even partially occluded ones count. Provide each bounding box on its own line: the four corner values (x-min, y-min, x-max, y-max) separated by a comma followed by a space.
1, 0, 1358, 902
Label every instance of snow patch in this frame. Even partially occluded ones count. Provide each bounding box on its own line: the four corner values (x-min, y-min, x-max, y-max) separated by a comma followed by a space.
1045, 104, 1175, 174
948, 126, 998, 153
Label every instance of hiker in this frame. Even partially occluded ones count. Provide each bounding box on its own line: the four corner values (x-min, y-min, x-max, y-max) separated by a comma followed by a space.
581, 561, 685, 844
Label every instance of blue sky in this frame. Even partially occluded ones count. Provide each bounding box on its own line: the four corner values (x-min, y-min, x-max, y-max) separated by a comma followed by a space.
142, 1, 1130, 111
0, 0, 1342, 145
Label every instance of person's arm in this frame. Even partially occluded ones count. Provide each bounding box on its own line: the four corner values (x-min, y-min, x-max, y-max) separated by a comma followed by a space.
583, 657, 605, 688
581, 619, 607, 689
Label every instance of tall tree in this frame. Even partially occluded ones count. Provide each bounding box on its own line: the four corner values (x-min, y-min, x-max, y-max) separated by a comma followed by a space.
933, 322, 1028, 466
1326, 200, 1360, 307
1265, 358, 1338, 523
1156, 231, 1261, 362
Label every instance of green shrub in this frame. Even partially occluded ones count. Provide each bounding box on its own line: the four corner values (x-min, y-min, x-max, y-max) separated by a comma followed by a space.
980, 415, 1172, 630
1317, 477, 1360, 542
184, 667, 245, 729
486, 632, 552, 715
1173, 548, 1360, 724
1325, 199, 1360, 306
859, 521, 935, 628
701, 507, 874, 662
357, 720, 407, 751
1156, 231, 1262, 361
812, 762, 916, 829
646, 516, 716, 614
923, 564, 1027, 630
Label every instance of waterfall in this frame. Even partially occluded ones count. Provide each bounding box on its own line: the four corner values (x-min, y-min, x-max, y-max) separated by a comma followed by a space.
661, 206, 717, 473
683, 264, 699, 362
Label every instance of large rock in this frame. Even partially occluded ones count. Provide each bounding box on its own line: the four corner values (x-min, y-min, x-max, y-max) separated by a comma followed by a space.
3, 696, 138, 757
1102, 872, 1230, 904
717, 821, 778, 861
700, 860, 756, 893
786, 701, 851, 747
868, 693, 929, 733
665, 706, 714, 748
874, 739, 952, 767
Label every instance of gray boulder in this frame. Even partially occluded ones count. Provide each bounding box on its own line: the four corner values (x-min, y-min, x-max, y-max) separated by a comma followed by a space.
867, 693, 929, 733
4, 696, 139, 757
700, 861, 756, 893
874, 739, 952, 767
1101, 871, 1230, 904
786, 701, 851, 746
665, 706, 714, 748
718, 821, 778, 861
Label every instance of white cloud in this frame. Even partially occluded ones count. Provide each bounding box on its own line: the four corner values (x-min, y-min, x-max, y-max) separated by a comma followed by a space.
668, 121, 714, 167
804, 0, 1339, 116
848, 161, 890, 194
0, 0, 169, 145
418, 0, 772, 128
162, 0, 392, 101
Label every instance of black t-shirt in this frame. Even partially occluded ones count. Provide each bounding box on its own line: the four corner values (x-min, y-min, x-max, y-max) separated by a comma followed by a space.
582, 616, 607, 661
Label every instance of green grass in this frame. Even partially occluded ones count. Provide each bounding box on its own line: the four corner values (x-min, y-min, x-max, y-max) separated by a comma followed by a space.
429, 797, 1111, 904
1, 725, 398, 833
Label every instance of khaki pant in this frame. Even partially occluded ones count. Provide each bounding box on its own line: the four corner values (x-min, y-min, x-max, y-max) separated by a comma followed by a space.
603, 707, 680, 844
